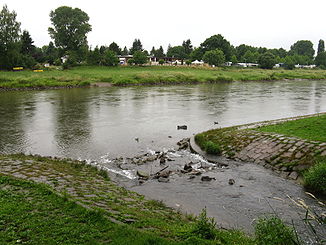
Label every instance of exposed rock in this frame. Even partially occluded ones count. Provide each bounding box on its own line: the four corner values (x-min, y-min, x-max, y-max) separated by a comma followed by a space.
184, 163, 193, 171
158, 177, 169, 183
288, 171, 299, 180
189, 175, 196, 179
228, 179, 235, 185
159, 158, 166, 165
201, 176, 216, 181
177, 125, 187, 130
137, 171, 149, 179
189, 170, 202, 176
158, 170, 171, 178
177, 138, 190, 150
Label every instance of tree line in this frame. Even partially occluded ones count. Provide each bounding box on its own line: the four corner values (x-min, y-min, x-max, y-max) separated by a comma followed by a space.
1, 5, 326, 70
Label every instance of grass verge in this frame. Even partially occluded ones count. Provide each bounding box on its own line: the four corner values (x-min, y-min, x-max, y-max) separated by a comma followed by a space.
256, 114, 326, 142
2, 66, 326, 89
0, 154, 254, 244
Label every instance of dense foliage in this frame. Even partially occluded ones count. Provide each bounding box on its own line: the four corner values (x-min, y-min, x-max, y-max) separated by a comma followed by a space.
1, 4, 326, 70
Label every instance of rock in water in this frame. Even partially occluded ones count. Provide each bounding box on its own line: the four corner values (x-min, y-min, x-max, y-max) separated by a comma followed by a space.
137, 170, 149, 179
228, 179, 235, 185
177, 125, 187, 130
158, 177, 169, 183
201, 176, 216, 181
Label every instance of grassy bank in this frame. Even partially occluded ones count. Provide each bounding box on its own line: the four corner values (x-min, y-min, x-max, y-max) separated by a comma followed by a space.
195, 114, 326, 195
1, 66, 326, 89
256, 114, 326, 142
0, 154, 257, 244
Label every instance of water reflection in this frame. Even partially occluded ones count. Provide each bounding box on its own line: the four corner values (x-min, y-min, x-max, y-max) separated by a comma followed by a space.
0, 80, 325, 160
53, 89, 92, 157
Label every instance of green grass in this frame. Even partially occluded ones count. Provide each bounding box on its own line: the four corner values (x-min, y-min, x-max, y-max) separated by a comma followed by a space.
0, 154, 255, 244
2, 66, 326, 89
254, 216, 299, 245
304, 159, 326, 195
256, 114, 326, 142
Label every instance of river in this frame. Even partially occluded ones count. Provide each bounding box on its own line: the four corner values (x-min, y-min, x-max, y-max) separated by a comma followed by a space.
0, 80, 325, 242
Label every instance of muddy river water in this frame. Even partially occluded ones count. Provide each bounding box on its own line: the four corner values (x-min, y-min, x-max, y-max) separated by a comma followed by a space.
0, 80, 325, 242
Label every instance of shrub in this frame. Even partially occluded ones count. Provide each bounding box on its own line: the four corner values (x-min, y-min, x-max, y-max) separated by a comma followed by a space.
304, 161, 326, 195
190, 208, 217, 240
205, 141, 221, 155
255, 216, 298, 245
158, 59, 164, 65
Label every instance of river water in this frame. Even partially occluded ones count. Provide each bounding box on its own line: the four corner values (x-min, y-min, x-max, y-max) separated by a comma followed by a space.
1, 80, 325, 159
0, 80, 326, 242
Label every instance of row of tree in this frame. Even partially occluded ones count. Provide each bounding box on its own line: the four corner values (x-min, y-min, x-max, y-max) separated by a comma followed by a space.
1, 4, 326, 70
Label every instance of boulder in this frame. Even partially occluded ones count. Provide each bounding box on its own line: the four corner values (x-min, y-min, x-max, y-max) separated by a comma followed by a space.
177, 125, 187, 130
158, 177, 169, 183
137, 170, 149, 179
228, 179, 235, 185
201, 176, 216, 181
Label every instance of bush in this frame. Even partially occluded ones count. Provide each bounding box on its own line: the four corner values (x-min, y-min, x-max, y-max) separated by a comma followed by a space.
255, 216, 298, 245
205, 141, 221, 155
304, 161, 326, 195
189, 208, 217, 240
158, 59, 164, 65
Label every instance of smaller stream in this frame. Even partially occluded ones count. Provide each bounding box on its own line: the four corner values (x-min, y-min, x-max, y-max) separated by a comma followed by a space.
91, 144, 325, 244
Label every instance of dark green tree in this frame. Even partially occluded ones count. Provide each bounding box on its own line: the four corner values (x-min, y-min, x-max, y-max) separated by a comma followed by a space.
21, 30, 35, 55
108, 42, 121, 55
182, 39, 193, 56
132, 50, 148, 65
43, 41, 58, 64
283, 56, 295, 70
202, 49, 225, 66
258, 52, 276, 69
150, 46, 155, 55
103, 50, 119, 66
48, 6, 92, 52
87, 46, 102, 65
317, 39, 325, 55
129, 39, 143, 55
167, 46, 187, 63
201, 34, 231, 60
190, 47, 204, 61
315, 51, 326, 67
99, 45, 107, 55
121, 46, 129, 55
0, 5, 21, 69
290, 40, 315, 59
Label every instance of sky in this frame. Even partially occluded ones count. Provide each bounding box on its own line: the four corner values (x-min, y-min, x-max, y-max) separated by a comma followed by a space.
2, 0, 326, 52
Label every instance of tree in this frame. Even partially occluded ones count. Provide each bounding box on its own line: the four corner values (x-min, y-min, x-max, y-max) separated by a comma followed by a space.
167, 46, 187, 62
0, 5, 21, 69
317, 39, 325, 55
182, 39, 193, 56
202, 49, 225, 66
150, 46, 155, 55
129, 39, 143, 55
87, 46, 102, 65
108, 42, 121, 55
21, 30, 35, 55
132, 50, 148, 65
190, 47, 204, 61
201, 34, 231, 60
121, 46, 129, 55
258, 52, 276, 69
43, 42, 58, 64
48, 6, 92, 52
290, 40, 315, 59
315, 51, 326, 68
103, 50, 119, 66
283, 56, 295, 70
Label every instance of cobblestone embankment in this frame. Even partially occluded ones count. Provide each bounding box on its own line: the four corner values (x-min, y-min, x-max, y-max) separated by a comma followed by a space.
195, 114, 326, 182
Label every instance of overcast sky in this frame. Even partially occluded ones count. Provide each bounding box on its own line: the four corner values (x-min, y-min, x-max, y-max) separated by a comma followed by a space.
2, 0, 326, 52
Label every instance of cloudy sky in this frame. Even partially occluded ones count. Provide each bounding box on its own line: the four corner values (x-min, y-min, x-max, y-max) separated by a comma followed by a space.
2, 0, 326, 52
